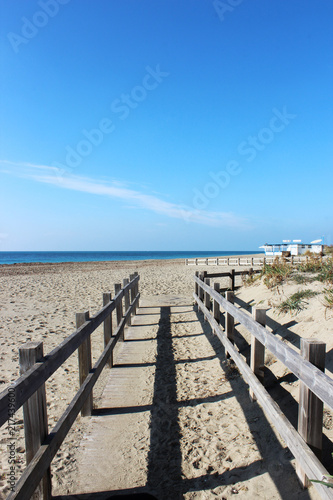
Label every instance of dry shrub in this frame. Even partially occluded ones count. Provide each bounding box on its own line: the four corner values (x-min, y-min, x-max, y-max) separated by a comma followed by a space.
261, 258, 292, 288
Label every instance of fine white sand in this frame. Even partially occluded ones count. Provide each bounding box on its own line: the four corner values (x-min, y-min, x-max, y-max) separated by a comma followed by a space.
0, 257, 332, 499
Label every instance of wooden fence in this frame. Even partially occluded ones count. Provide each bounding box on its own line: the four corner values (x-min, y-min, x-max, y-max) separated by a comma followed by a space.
194, 272, 333, 500
199, 268, 260, 292
0, 273, 140, 500
185, 256, 304, 266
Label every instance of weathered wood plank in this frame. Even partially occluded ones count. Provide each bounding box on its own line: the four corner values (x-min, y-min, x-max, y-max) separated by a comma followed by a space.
204, 272, 231, 279
194, 271, 199, 296
19, 342, 51, 500
193, 292, 333, 500
194, 276, 333, 411
250, 308, 266, 402
225, 291, 234, 358
204, 278, 211, 318
198, 273, 204, 302
123, 278, 130, 328
129, 274, 136, 316
114, 284, 122, 327
103, 293, 112, 367
205, 270, 261, 279
213, 282, 220, 324
134, 271, 139, 310
230, 269, 235, 291
297, 339, 326, 487
76, 312, 92, 417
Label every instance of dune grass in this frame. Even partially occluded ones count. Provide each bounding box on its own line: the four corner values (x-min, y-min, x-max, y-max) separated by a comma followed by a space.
317, 258, 333, 284
277, 289, 319, 315
297, 255, 323, 273
241, 270, 261, 287
291, 273, 314, 285
323, 287, 333, 318
259, 256, 333, 288
261, 258, 292, 288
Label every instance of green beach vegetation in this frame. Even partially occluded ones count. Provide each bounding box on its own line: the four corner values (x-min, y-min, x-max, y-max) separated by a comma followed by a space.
277, 289, 319, 316
243, 255, 333, 316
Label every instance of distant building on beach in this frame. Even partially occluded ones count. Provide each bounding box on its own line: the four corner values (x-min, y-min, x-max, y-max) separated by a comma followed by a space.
259, 239, 323, 256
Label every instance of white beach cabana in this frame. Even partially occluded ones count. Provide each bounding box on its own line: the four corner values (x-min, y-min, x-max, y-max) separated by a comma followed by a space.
260, 239, 323, 256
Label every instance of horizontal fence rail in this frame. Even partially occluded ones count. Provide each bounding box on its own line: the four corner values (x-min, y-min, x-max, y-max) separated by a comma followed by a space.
194, 276, 333, 411
0, 273, 140, 500
195, 269, 260, 294
194, 274, 333, 499
186, 256, 305, 266
204, 269, 259, 279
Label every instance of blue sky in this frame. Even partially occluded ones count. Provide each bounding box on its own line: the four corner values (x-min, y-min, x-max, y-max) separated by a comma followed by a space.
0, 0, 332, 251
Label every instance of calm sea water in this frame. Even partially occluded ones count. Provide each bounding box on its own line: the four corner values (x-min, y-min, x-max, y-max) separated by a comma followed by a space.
0, 250, 262, 265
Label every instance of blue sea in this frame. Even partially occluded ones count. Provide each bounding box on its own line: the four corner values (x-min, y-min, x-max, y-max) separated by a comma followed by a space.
0, 250, 262, 266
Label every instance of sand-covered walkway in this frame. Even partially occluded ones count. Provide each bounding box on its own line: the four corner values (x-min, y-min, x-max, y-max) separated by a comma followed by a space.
60, 295, 318, 500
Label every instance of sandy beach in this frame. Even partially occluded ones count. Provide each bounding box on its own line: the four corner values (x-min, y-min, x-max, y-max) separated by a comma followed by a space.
1, 256, 333, 499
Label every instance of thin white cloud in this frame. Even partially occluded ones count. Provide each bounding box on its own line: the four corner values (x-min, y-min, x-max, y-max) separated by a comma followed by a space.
0, 159, 60, 172
0, 233, 8, 240
0, 160, 248, 228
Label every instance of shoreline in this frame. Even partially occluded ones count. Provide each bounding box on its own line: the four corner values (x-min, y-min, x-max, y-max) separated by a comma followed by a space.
0, 253, 264, 271
0, 251, 264, 267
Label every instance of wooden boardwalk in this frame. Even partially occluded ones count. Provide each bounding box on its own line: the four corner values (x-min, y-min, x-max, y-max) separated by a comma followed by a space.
56, 295, 320, 500
66, 295, 189, 499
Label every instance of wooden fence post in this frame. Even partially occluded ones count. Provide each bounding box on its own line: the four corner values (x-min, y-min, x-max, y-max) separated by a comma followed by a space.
250, 308, 266, 402
103, 293, 112, 367
19, 342, 51, 500
213, 282, 220, 324
114, 284, 123, 326
123, 278, 130, 330
195, 271, 199, 296
123, 278, 129, 310
76, 311, 92, 416
204, 278, 210, 319
134, 271, 139, 310
297, 339, 326, 487
225, 291, 234, 358
198, 273, 204, 302
129, 274, 136, 315
230, 269, 235, 291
